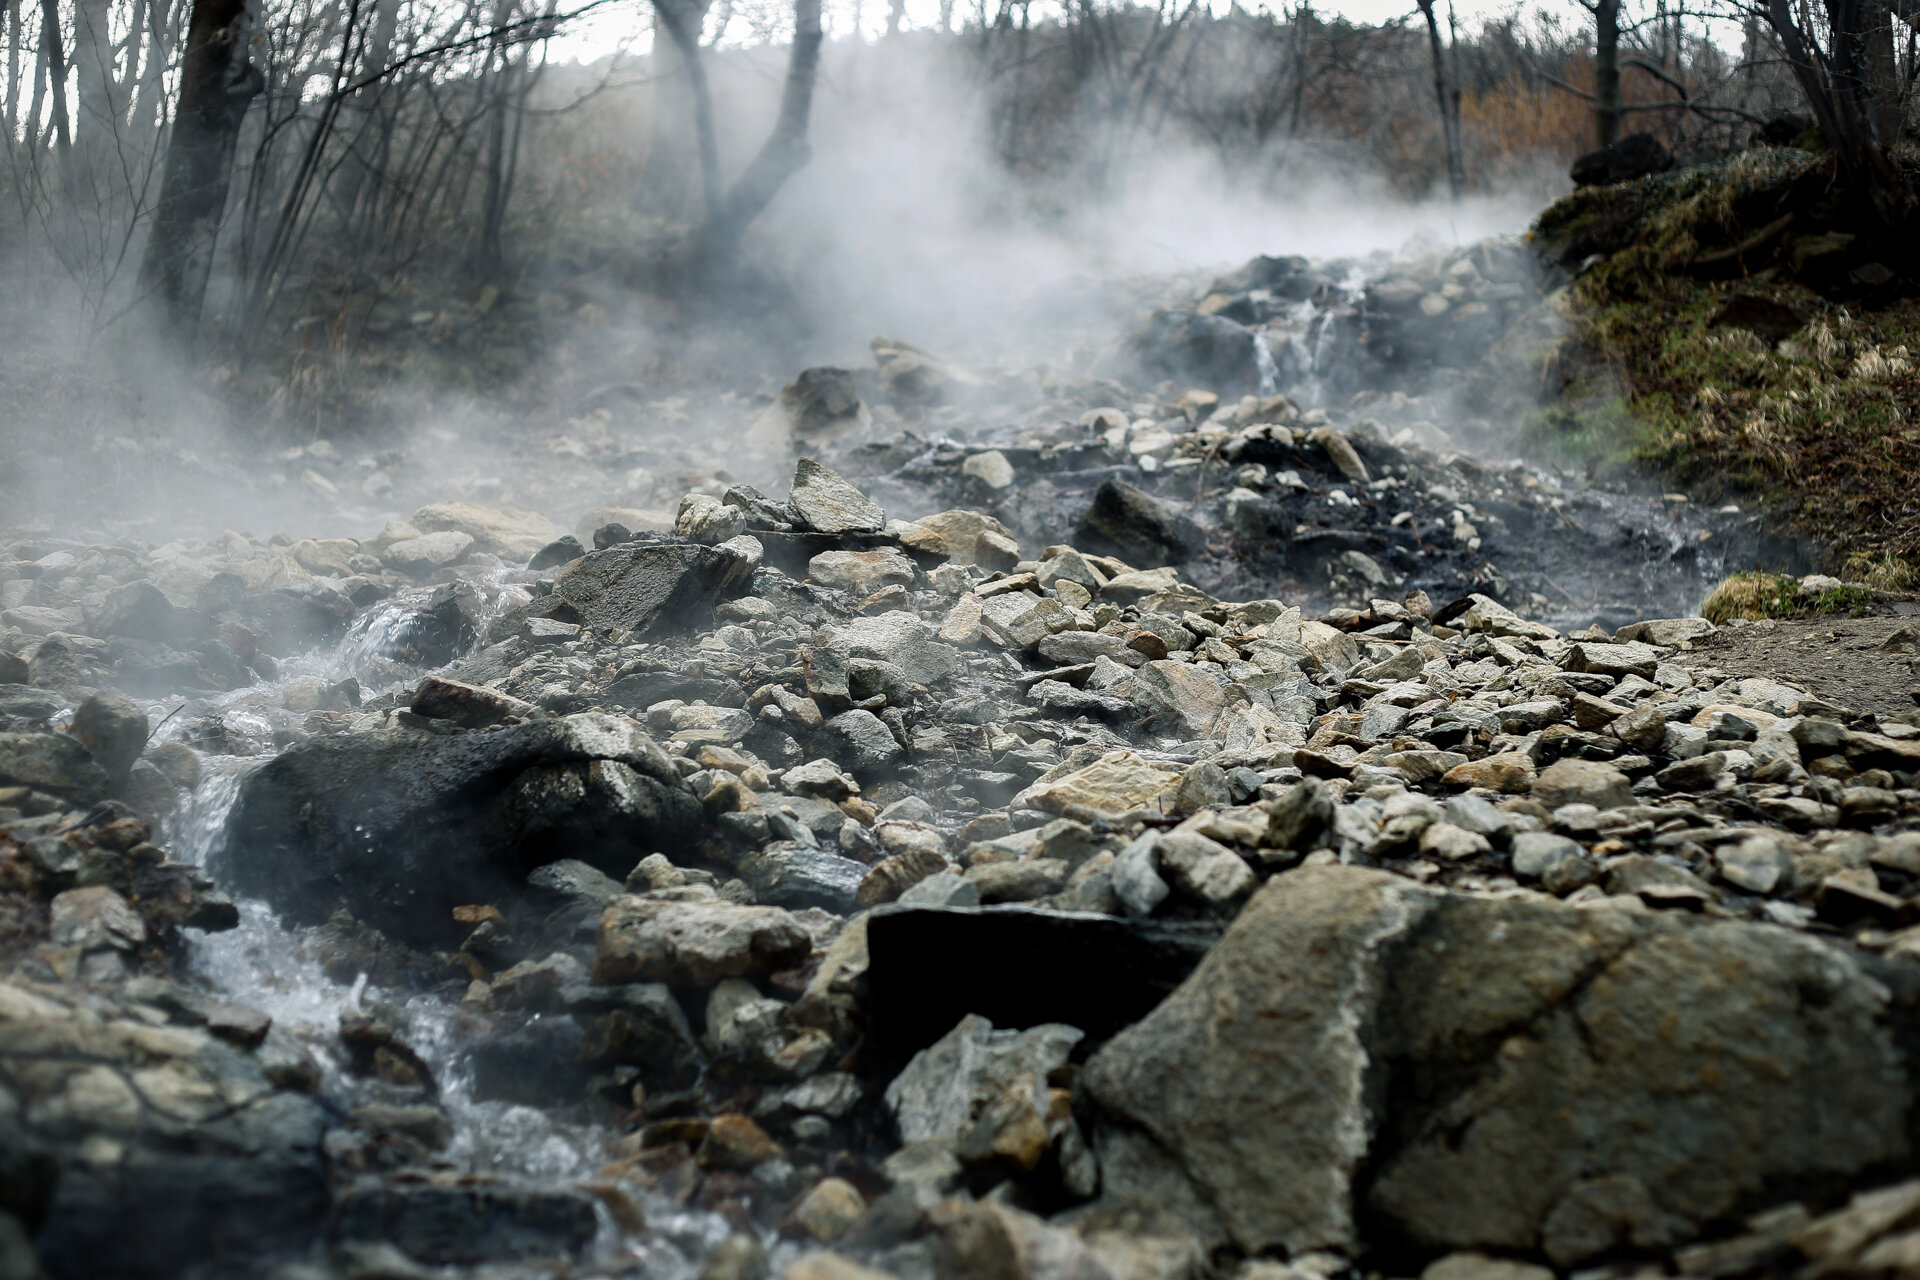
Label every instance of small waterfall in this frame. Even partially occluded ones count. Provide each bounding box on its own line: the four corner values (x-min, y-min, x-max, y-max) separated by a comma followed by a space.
1253, 331, 1281, 395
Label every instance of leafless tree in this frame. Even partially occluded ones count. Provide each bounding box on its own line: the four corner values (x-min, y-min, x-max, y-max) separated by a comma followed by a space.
139, 0, 263, 324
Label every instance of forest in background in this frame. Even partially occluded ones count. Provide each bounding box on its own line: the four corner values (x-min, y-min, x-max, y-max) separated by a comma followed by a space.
0, 0, 1908, 436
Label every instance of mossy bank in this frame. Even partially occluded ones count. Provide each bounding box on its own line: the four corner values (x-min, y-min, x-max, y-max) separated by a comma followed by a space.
1529, 146, 1920, 586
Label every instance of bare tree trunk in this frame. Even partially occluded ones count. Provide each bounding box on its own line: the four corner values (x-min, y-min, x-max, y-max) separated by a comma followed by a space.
4, 0, 22, 143
886, 0, 904, 36
698, 0, 822, 262
652, 0, 722, 222
138, 0, 261, 327
40, 0, 73, 160
1287, 4, 1309, 137
476, 0, 514, 283
1862, 0, 1901, 145
1415, 0, 1464, 197
938, 0, 952, 32
1592, 0, 1621, 146
71, 0, 118, 156
130, 0, 175, 138
1761, 0, 1911, 239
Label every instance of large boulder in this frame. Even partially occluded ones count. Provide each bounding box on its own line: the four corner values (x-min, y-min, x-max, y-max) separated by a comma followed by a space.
749, 367, 872, 448
8, 978, 332, 1280
1081, 865, 1914, 1266
864, 906, 1219, 1064
1123, 309, 1267, 397
551, 539, 757, 634
219, 713, 698, 945
1077, 478, 1204, 569
0, 732, 110, 803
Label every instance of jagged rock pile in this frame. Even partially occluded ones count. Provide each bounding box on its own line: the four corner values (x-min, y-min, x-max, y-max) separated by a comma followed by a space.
3, 454, 1916, 1278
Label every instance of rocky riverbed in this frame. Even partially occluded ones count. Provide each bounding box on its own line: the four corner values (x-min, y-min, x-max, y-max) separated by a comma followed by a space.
1, 240, 1912, 1280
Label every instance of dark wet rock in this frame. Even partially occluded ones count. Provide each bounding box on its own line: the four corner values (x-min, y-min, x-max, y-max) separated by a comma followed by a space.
12, 980, 332, 1280
1081, 865, 1912, 1262
381, 581, 486, 667
468, 1015, 593, 1106
822, 710, 904, 775
219, 712, 696, 945
1124, 309, 1266, 397
571, 981, 705, 1087
527, 535, 586, 570
333, 1179, 598, 1265
0, 733, 109, 803
552, 540, 757, 633
67, 691, 147, 783
865, 906, 1220, 1065
1077, 478, 1204, 569
740, 847, 868, 914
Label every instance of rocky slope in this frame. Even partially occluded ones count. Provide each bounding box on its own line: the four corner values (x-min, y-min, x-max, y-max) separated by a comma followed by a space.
0, 238, 1910, 1280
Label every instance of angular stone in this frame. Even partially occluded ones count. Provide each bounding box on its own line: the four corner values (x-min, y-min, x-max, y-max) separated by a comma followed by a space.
823, 710, 904, 775
829, 613, 960, 685
1078, 477, 1204, 569
68, 691, 148, 781
0, 731, 109, 802
1128, 661, 1233, 739
1307, 426, 1369, 482
411, 675, 536, 728
1037, 631, 1144, 668
220, 714, 694, 945
1442, 751, 1535, 793
1613, 618, 1714, 646
592, 896, 812, 987
553, 541, 756, 634
790, 459, 886, 534
810, 548, 914, 596
913, 510, 1020, 571
1531, 758, 1632, 811
1562, 642, 1662, 680
979, 593, 1076, 651
1012, 751, 1184, 816
1082, 866, 1910, 1259
1612, 703, 1669, 752
885, 1014, 1081, 1144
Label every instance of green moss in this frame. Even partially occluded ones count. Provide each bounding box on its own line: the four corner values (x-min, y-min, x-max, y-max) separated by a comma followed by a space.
1701, 572, 1806, 623
1530, 150, 1920, 565
1807, 584, 1880, 615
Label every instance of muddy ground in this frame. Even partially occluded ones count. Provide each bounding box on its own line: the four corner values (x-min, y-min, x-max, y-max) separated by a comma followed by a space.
1691, 607, 1920, 722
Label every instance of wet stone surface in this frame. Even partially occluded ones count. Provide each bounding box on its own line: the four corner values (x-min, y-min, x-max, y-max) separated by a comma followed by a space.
0, 238, 1908, 1280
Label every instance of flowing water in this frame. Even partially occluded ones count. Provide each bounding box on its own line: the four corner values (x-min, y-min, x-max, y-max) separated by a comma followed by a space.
148, 587, 795, 1276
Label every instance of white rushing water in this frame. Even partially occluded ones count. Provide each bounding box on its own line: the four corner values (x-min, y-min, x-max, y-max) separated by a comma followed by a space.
138, 577, 783, 1275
